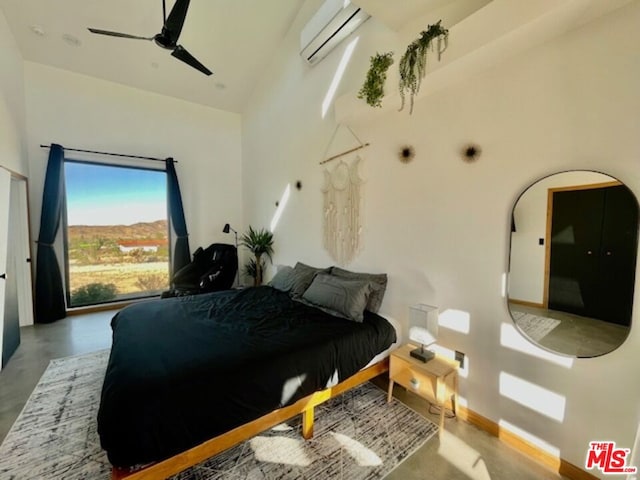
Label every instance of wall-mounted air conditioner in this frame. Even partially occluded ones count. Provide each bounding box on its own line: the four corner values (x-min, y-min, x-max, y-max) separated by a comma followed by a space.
300, 0, 370, 66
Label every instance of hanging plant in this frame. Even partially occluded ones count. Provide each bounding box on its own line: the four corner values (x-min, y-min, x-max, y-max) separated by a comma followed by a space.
358, 52, 394, 108
398, 20, 449, 114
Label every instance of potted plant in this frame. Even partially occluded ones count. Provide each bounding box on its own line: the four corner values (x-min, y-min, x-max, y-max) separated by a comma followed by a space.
240, 226, 274, 286
398, 20, 449, 114
358, 51, 394, 108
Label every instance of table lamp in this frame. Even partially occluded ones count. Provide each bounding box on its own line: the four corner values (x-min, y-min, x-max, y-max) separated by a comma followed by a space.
409, 304, 439, 363
222, 223, 240, 287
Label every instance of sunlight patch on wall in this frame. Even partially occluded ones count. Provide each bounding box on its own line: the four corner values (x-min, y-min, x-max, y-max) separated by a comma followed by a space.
322, 36, 359, 118
330, 432, 382, 466
270, 184, 291, 233
499, 372, 566, 422
627, 420, 640, 479
501, 272, 507, 298
500, 323, 574, 368
438, 309, 470, 334
437, 430, 491, 480
430, 344, 469, 379
250, 436, 314, 466
498, 419, 560, 457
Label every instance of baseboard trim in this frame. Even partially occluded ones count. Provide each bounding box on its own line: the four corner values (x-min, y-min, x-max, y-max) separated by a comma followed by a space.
66, 296, 161, 316
457, 406, 598, 480
508, 299, 545, 309
66, 301, 133, 316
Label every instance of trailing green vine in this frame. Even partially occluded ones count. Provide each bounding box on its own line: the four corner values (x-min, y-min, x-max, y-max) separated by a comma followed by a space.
398, 20, 449, 114
358, 52, 394, 108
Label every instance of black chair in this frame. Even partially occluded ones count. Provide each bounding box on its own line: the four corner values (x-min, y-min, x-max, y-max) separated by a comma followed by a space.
163, 243, 238, 297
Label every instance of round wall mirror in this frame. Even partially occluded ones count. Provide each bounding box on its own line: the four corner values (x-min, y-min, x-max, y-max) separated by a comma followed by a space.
508, 171, 639, 357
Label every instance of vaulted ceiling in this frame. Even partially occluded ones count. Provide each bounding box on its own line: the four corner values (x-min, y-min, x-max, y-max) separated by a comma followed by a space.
2, 0, 632, 116
0, 0, 305, 113
0, 0, 497, 114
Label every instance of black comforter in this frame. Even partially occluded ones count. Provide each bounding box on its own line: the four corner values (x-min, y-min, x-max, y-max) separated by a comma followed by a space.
98, 286, 396, 467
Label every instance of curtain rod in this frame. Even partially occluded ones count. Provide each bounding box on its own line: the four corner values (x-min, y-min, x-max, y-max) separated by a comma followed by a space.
39, 144, 176, 163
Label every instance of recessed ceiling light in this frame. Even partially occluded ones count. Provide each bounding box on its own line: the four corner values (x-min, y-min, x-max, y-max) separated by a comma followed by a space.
215, 82, 226, 90
30, 24, 45, 37
62, 33, 81, 47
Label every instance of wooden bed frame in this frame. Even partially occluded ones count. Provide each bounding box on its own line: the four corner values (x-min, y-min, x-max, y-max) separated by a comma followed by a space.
112, 358, 389, 480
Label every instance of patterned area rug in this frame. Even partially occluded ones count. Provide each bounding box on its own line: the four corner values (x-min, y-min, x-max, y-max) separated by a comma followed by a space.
0, 350, 438, 479
511, 311, 562, 342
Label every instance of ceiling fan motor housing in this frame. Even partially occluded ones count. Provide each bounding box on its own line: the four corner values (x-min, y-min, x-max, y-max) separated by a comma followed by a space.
154, 31, 174, 49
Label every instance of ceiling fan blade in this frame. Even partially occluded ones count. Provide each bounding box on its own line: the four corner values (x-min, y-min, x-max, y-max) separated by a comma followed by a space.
164, 0, 191, 44
88, 28, 153, 41
171, 45, 212, 76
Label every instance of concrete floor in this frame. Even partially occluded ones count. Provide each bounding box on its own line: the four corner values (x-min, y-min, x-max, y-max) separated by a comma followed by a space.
510, 303, 629, 357
0, 312, 567, 479
0, 311, 113, 440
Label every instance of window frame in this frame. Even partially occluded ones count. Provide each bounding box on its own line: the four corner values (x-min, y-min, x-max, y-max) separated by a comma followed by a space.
62, 158, 172, 307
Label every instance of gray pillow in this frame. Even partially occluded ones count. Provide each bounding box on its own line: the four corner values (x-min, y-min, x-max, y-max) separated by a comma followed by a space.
289, 262, 331, 298
302, 273, 372, 322
268, 266, 296, 293
331, 267, 388, 313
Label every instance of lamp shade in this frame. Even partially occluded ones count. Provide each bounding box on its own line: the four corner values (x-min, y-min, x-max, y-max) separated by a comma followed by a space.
409, 304, 438, 347
222, 223, 230, 233
409, 326, 437, 346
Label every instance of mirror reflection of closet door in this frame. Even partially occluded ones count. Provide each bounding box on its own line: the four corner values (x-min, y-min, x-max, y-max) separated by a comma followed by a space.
549, 184, 638, 325
0, 168, 10, 368
2, 244, 19, 367
0, 170, 32, 369
600, 185, 639, 324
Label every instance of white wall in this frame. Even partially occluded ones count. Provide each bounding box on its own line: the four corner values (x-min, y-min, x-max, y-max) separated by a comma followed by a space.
509, 170, 614, 304
24, 62, 243, 267
0, 8, 27, 367
243, 0, 640, 473
0, 9, 27, 175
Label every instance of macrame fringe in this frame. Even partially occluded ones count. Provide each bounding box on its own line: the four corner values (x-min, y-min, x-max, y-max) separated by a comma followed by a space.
322, 157, 364, 265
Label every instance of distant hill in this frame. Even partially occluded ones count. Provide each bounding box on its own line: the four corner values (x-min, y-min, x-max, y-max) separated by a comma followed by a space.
68, 220, 168, 242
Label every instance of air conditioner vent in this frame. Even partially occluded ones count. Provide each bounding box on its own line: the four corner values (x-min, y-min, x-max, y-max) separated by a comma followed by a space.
300, 0, 370, 66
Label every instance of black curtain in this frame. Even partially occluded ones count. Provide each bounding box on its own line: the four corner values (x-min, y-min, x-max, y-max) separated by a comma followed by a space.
166, 158, 190, 275
35, 144, 66, 323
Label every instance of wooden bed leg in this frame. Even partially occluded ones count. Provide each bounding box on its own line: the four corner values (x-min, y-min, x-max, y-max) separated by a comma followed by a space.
302, 406, 314, 439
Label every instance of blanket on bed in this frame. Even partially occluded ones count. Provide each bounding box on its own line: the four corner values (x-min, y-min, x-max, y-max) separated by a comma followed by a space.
98, 286, 396, 467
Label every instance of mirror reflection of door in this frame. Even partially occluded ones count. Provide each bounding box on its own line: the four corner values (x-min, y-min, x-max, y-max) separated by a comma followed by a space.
508, 171, 639, 358
549, 184, 638, 325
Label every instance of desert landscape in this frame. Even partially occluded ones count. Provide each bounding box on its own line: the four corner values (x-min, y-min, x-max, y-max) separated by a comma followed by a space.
67, 220, 170, 305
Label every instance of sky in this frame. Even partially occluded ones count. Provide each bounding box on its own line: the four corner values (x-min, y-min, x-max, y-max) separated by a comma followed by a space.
65, 162, 167, 226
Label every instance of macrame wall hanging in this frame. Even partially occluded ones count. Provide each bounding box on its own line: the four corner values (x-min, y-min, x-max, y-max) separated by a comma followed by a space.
319, 126, 368, 265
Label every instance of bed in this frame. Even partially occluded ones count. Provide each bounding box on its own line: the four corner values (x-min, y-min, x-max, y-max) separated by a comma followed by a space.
98, 282, 396, 478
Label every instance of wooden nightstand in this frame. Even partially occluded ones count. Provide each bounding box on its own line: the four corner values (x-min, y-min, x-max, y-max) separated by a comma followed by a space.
388, 343, 459, 433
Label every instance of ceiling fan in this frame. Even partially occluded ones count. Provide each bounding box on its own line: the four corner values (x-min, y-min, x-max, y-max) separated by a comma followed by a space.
88, 0, 212, 76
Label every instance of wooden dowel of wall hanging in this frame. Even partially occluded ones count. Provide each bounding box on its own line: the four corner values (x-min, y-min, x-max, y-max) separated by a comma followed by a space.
319, 143, 370, 165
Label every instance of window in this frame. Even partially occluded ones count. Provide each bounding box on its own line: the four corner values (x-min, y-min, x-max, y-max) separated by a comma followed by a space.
63, 161, 170, 307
